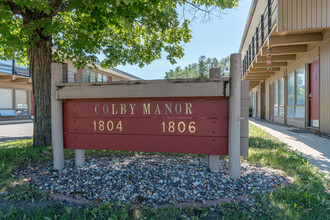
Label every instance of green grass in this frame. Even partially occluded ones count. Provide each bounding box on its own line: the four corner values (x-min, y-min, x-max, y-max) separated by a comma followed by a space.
0, 123, 329, 219
243, 124, 329, 219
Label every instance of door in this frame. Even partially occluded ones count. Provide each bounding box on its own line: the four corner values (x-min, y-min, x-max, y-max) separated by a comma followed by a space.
270, 84, 273, 121
309, 60, 319, 127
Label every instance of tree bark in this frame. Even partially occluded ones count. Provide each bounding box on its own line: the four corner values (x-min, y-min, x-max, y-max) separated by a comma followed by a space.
28, 34, 52, 147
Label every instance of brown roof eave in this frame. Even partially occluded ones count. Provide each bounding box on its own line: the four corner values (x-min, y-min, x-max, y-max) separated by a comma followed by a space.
238, 0, 258, 53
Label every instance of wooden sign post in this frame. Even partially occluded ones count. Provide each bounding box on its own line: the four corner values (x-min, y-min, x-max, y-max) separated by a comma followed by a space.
51, 53, 248, 178
229, 53, 242, 179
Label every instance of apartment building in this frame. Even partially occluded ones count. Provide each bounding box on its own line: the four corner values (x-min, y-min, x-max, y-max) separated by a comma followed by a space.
241, 0, 330, 134
0, 59, 140, 121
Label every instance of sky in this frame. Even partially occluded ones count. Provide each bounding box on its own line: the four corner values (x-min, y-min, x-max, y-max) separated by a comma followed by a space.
116, 0, 252, 80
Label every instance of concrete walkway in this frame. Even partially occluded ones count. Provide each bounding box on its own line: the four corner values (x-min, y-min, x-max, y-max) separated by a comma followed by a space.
0, 122, 33, 143
250, 119, 330, 177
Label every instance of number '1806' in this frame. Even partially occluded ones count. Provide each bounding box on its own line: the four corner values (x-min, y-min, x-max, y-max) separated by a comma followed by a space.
161, 121, 196, 133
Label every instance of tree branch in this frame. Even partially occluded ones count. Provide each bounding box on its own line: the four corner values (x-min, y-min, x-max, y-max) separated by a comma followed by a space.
38, 0, 72, 19
0, 0, 22, 14
185, 1, 209, 13
49, 0, 72, 17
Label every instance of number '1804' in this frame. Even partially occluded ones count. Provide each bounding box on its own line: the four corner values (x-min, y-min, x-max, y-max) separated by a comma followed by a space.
93, 120, 123, 132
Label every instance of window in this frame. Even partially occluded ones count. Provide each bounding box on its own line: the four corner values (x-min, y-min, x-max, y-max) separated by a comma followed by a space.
253, 92, 257, 116
295, 106, 305, 118
295, 66, 305, 118
287, 72, 295, 118
102, 75, 108, 82
286, 65, 306, 119
288, 72, 294, 106
0, 88, 13, 108
279, 78, 285, 117
287, 106, 295, 118
15, 89, 28, 116
15, 90, 28, 109
274, 81, 278, 117
83, 69, 97, 82
296, 67, 305, 105
89, 70, 96, 82
273, 78, 285, 117
0, 88, 30, 117
97, 73, 103, 82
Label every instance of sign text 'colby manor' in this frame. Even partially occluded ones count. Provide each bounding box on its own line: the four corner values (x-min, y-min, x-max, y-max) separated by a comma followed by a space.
63, 98, 229, 155
94, 102, 194, 116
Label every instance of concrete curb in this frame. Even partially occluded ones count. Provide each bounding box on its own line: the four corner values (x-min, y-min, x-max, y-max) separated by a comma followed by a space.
0, 120, 33, 125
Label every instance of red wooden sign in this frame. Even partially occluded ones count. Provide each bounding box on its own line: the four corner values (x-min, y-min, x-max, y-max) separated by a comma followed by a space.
63, 97, 229, 155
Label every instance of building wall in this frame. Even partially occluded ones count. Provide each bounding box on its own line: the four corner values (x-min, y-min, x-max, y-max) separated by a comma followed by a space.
0, 60, 138, 121
250, 29, 330, 133
65, 60, 133, 83
0, 81, 32, 120
278, 0, 330, 32
320, 37, 330, 133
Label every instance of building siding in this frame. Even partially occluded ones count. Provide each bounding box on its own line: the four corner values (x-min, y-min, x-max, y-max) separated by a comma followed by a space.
320, 39, 330, 133
250, 33, 330, 132
278, 0, 330, 32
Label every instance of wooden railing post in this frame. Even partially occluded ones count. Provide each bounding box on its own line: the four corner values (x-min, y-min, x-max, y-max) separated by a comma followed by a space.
51, 63, 64, 169
268, 0, 272, 34
252, 36, 255, 58
261, 14, 265, 43
229, 54, 241, 179
243, 57, 245, 75
256, 27, 259, 52
249, 45, 251, 65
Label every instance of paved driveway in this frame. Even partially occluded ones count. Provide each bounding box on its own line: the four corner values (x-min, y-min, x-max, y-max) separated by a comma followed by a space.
250, 119, 330, 177
0, 122, 33, 143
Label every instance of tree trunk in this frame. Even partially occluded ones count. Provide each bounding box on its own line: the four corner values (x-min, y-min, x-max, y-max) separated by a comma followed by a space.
28, 35, 52, 147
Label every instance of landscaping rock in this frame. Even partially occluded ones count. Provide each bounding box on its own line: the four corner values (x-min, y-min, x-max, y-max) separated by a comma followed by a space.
14, 155, 285, 205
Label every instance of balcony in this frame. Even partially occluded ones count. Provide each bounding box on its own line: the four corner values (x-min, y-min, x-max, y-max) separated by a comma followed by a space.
0, 59, 31, 84
241, 0, 277, 88
241, 0, 328, 91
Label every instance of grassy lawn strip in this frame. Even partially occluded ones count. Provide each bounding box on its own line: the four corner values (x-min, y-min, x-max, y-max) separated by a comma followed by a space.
0, 123, 329, 219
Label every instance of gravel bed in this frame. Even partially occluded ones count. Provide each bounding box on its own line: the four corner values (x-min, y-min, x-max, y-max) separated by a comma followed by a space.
14, 155, 286, 205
